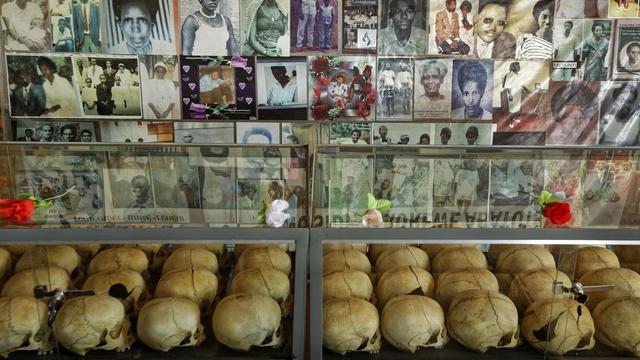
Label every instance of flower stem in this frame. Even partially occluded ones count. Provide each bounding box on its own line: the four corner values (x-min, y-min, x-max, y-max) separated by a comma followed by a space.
42, 186, 76, 202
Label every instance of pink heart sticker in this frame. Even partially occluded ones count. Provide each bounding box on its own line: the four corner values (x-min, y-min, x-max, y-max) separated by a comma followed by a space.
182, 65, 190, 73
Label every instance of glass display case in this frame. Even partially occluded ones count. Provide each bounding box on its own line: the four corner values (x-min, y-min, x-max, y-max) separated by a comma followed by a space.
310, 145, 640, 360
0, 143, 308, 360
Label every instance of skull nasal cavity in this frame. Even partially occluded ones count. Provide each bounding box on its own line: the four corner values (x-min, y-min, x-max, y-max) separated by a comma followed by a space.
498, 333, 514, 346
357, 337, 370, 350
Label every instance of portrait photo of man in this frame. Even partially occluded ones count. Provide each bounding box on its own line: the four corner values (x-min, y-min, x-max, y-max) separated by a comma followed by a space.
10, 69, 46, 117
433, 0, 470, 55
414, 58, 451, 119
378, 0, 427, 56
473, 0, 515, 59
105, 0, 177, 54
72, 0, 101, 52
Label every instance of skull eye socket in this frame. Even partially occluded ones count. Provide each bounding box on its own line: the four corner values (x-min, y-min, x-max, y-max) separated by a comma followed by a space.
427, 332, 439, 345
498, 333, 514, 346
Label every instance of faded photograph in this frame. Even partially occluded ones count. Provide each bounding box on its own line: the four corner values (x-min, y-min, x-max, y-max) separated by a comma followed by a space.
473, 0, 515, 59
499, 0, 554, 61
599, 82, 640, 146
199, 147, 237, 224
236, 122, 280, 144
489, 159, 544, 223
1, 0, 50, 51
551, 19, 583, 81
104, 154, 157, 222
580, 20, 611, 81
14, 120, 98, 142
555, 0, 607, 18
612, 20, 640, 80
371, 122, 432, 144
71, 0, 101, 52
328, 155, 371, 224
291, 0, 339, 53
433, 123, 493, 145
378, 0, 428, 56
100, 121, 174, 142
198, 64, 235, 105
240, 0, 290, 56
376, 58, 413, 120
414, 58, 452, 120
140, 55, 179, 119
49, 0, 73, 51
451, 60, 493, 121
342, 0, 377, 54
257, 57, 307, 120
104, 0, 178, 54
546, 82, 599, 145
608, 0, 640, 17
174, 122, 234, 143
428, 0, 474, 55
237, 179, 284, 224
544, 159, 585, 228
329, 123, 370, 144
147, 155, 193, 222
180, 0, 240, 55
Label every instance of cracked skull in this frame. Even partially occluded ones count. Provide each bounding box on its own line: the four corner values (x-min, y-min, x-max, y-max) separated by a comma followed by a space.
0, 248, 12, 282
381, 295, 447, 353
375, 246, 429, 276
323, 270, 373, 302
155, 269, 219, 312
376, 266, 434, 307
447, 290, 519, 353
230, 268, 292, 316
0, 296, 53, 358
323, 244, 367, 254
323, 297, 380, 355
236, 246, 291, 275
212, 293, 283, 351
88, 247, 149, 276
1, 267, 71, 297
521, 299, 595, 356
137, 297, 205, 352
324, 250, 372, 275
81, 270, 149, 314
431, 247, 488, 275
15, 246, 81, 284
579, 267, 640, 310
53, 295, 135, 355
162, 247, 219, 275
434, 269, 499, 312
593, 297, 640, 357
508, 268, 573, 314
558, 246, 620, 279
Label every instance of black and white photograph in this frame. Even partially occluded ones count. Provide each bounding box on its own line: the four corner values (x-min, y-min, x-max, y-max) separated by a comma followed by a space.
236, 122, 281, 144
140, 55, 179, 119
371, 122, 432, 144
104, 153, 156, 223
329, 123, 371, 144
240, 0, 290, 56
413, 58, 452, 120
599, 82, 640, 146
546, 81, 599, 145
428, 0, 475, 56
104, 0, 179, 55
180, 0, 240, 56
1, 0, 50, 51
552, 19, 583, 81
580, 19, 612, 81
492, 131, 545, 145
504, 0, 555, 61
49, 0, 73, 52
237, 146, 284, 179
257, 57, 307, 120
15, 153, 106, 225
342, 0, 377, 55
291, 0, 339, 54
147, 155, 193, 222
489, 159, 544, 225
378, 0, 427, 56
7, 54, 82, 118
71, 0, 102, 52
473, 0, 514, 59
376, 57, 413, 120
237, 179, 284, 224
197, 147, 237, 224
328, 153, 372, 225
174, 122, 234, 143
14, 120, 98, 142
555, 0, 607, 18
75, 55, 142, 117
451, 59, 493, 121
433, 123, 493, 145
612, 20, 640, 80
100, 121, 174, 142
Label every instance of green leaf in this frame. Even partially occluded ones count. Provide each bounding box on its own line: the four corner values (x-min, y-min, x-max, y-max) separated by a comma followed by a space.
375, 199, 391, 213
16, 193, 34, 201
367, 193, 376, 210
538, 190, 558, 207
257, 201, 268, 223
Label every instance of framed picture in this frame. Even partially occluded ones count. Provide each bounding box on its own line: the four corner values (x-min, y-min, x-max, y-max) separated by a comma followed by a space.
240, 0, 290, 56
612, 19, 640, 80
342, 0, 377, 55
257, 57, 308, 120
14, 120, 99, 142
290, 0, 339, 54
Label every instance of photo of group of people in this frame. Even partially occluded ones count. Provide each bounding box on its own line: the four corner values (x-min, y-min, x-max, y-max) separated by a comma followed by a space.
343, 0, 377, 54
14, 120, 97, 141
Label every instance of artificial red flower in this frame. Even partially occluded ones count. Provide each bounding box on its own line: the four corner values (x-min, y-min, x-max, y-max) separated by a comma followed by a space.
362, 82, 372, 94
357, 101, 370, 120
311, 104, 330, 121
0, 199, 35, 223
366, 92, 377, 104
312, 57, 330, 74
318, 76, 330, 87
313, 87, 322, 100
542, 202, 571, 225
363, 65, 372, 79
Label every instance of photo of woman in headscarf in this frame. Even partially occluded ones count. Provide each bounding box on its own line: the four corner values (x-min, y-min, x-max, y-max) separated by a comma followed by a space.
181, 0, 240, 55
241, 0, 289, 56
143, 61, 178, 119
515, 0, 554, 60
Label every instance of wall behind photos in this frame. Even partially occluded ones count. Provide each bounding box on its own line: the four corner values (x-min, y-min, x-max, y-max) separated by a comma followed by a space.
2, 0, 640, 148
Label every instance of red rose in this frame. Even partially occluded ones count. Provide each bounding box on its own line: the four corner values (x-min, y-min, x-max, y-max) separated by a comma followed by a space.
0, 199, 35, 223
311, 104, 330, 121
319, 76, 330, 87
362, 82, 372, 94
311, 57, 330, 74
366, 92, 377, 104
542, 202, 571, 225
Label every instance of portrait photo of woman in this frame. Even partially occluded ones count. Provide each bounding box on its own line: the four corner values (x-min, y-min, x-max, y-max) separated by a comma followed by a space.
451, 60, 493, 121
241, 0, 290, 56
181, 0, 240, 55
140, 56, 179, 119
515, 0, 554, 60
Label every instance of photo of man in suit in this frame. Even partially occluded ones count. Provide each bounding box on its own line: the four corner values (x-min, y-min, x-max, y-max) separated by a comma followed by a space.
72, 0, 101, 52
11, 69, 46, 116
435, 0, 470, 54
474, 0, 515, 59
18, 128, 35, 141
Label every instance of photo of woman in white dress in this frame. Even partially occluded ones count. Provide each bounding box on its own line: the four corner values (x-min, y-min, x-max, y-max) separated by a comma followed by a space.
141, 58, 179, 119
181, 0, 240, 55
37, 56, 82, 118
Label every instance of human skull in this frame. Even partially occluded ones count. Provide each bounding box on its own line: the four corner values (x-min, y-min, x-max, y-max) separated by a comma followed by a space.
0, 296, 53, 358
368, 244, 406, 263
434, 269, 499, 311
234, 243, 288, 258
137, 297, 205, 352
323, 297, 380, 355
487, 244, 544, 266
376, 266, 434, 307
447, 290, 519, 353
1, 267, 72, 297
496, 247, 555, 292
81, 270, 149, 314
15, 245, 81, 277
235, 246, 291, 275
420, 244, 479, 259
323, 250, 372, 274
162, 247, 219, 275
431, 247, 487, 275
381, 295, 447, 353
72, 244, 101, 259
323, 270, 373, 302
375, 246, 429, 276
521, 299, 595, 356
614, 245, 640, 273
155, 269, 219, 311
558, 246, 620, 279
212, 293, 283, 351
508, 268, 572, 314
88, 247, 149, 276
53, 295, 135, 355
579, 267, 640, 310
174, 243, 226, 255
323, 243, 367, 254
0, 248, 12, 281
230, 268, 292, 316
593, 297, 640, 357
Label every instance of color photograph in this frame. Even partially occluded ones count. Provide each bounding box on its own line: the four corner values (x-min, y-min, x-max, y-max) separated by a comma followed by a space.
342, 0, 377, 55
290, 0, 339, 54
257, 57, 308, 120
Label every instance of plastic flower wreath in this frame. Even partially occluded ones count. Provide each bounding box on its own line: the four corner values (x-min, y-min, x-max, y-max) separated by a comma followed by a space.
0, 187, 76, 223
520, 190, 572, 225
360, 194, 391, 228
